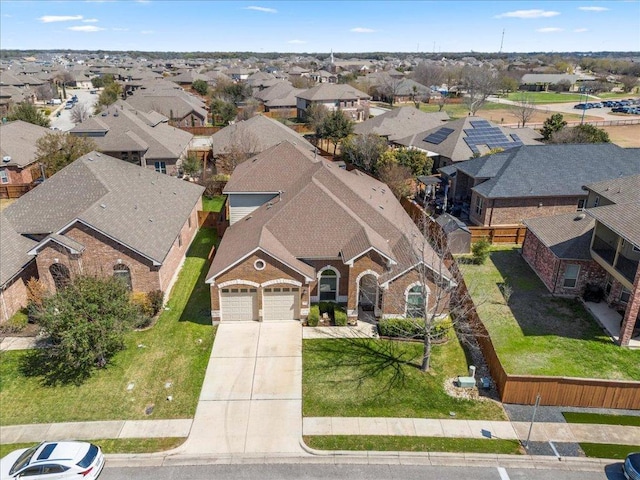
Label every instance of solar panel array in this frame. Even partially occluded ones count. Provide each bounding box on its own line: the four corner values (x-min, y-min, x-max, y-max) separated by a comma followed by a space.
463, 120, 523, 155
424, 127, 454, 145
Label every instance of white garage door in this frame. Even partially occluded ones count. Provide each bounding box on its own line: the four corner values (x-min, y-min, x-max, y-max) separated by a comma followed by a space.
263, 287, 299, 321
220, 288, 257, 321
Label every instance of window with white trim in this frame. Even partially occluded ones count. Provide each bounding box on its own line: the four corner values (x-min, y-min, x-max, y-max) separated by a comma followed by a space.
406, 285, 425, 318
474, 196, 483, 216
620, 287, 631, 304
319, 269, 338, 301
0, 169, 8, 184
562, 264, 580, 289
577, 199, 585, 211
154, 161, 167, 174
113, 264, 132, 290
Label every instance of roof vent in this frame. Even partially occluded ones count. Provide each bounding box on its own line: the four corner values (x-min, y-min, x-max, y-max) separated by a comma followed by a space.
100, 203, 106, 209
245, 215, 252, 221
2, 156, 11, 163
574, 213, 586, 221
379, 205, 384, 210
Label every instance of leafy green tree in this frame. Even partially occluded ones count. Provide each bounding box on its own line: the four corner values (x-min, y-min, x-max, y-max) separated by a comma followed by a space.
210, 98, 237, 125
192, 79, 209, 96
96, 82, 122, 110
550, 124, 610, 144
375, 148, 433, 177
540, 113, 567, 141
91, 77, 103, 88
317, 109, 354, 155
181, 154, 202, 178
28, 275, 138, 385
341, 134, 387, 172
377, 162, 415, 199
35, 132, 97, 177
7, 102, 50, 127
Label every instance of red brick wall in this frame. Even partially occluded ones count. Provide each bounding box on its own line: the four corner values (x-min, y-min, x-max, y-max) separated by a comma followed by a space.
0, 260, 38, 323
348, 252, 387, 311
522, 230, 560, 292
470, 193, 585, 227
305, 259, 350, 299
384, 268, 443, 317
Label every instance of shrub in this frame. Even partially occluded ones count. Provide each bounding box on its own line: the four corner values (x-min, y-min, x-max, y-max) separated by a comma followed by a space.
318, 301, 335, 316
0, 310, 29, 334
43, 108, 51, 116
334, 305, 348, 326
26, 278, 48, 308
147, 289, 164, 315
431, 317, 452, 341
378, 318, 424, 338
130, 291, 154, 317
471, 238, 491, 265
307, 304, 320, 327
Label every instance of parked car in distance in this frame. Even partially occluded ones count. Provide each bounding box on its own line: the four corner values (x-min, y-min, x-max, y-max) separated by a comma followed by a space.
590, 102, 603, 108
90, 90, 97, 94
64, 103, 73, 110
574, 103, 589, 109
624, 452, 640, 480
0, 441, 105, 480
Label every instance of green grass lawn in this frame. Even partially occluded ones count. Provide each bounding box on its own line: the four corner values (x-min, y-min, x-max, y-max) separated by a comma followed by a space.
303, 336, 506, 420
201, 195, 226, 212
0, 228, 218, 426
563, 412, 640, 426
459, 246, 640, 380
304, 436, 522, 454
580, 443, 639, 459
504, 92, 587, 103
0, 438, 185, 457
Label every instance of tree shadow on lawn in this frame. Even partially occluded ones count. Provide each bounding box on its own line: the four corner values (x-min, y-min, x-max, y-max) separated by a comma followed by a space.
489, 249, 610, 343
307, 336, 422, 395
178, 228, 216, 326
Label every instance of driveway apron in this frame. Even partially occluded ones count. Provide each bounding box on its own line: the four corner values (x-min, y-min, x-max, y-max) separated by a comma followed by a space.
180, 321, 304, 454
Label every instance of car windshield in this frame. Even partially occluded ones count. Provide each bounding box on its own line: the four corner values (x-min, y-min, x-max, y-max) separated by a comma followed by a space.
9, 445, 38, 475
77, 444, 98, 468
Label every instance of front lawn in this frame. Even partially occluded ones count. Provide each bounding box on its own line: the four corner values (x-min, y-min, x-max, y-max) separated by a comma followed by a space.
0, 438, 185, 457
0, 228, 217, 426
304, 436, 522, 454
202, 195, 225, 213
505, 92, 587, 103
580, 443, 639, 459
303, 336, 506, 420
563, 412, 640, 427
459, 246, 640, 380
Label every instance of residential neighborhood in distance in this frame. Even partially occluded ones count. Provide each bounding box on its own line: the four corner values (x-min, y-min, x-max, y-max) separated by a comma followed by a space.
1, 0, 639, 475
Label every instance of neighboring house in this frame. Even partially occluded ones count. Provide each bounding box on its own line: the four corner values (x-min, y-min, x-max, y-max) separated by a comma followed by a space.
394, 116, 542, 170
519, 73, 596, 92
353, 106, 449, 143
126, 90, 208, 127
296, 84, 371, 122
0, 151, 204, 323
365, 73, 431, 104
70, 102, 194, 176
0, 120, 49, 194
206, 141, 452, 323
210, 115, 316, 174
522, 174, 640, 346
440, 144, 640, 227
225, 68, 255, 82
310, 70, 338, 84
253, 81, 304, 114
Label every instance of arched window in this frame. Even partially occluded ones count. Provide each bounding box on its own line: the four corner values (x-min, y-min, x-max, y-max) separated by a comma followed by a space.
113, 263, 132, 290
49, 263, 70, 291
318, 268, 338, 302
406, 285, 425, 318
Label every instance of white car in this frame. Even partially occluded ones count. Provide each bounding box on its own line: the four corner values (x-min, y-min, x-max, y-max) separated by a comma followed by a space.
0, 441, 104, 479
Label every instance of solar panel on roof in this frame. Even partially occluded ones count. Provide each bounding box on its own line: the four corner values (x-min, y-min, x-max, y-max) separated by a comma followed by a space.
470, 120, 491, 128
424, 127, 454, 144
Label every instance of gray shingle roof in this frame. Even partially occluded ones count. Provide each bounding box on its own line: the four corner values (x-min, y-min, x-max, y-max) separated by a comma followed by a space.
297, 83, 370, 101
585, 173, 640, 205
587, 202, 640, 248
470, 144, 640, 199
0, 212, 37, 287
4, 151, 204, 264
523, 212, 595, 260
353, 107, 449, 141
0, 120, 51, 168
208, 141, 449, 285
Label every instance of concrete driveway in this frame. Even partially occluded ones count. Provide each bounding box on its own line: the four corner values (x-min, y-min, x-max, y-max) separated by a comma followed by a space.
180, 321, 304, 455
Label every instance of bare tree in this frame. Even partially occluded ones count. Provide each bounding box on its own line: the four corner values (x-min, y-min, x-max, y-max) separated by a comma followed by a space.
237, 98, 261, 121
70, 102, 91, 124
377, 162, 415, 200
410, 63, 444, 90
378, 74, 403, 106
36, 84, 56, 102
510, 92, 536, 127
461, 66, 499, 115
341, 133, 387, 173
217, 129, 260, 174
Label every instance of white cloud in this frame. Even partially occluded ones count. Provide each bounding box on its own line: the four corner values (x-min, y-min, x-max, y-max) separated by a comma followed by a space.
68, 25, 106, 32
39, 15, 84, 23
82, 18, 99, 23
244, 6, 277, 13
351, 27, 376, 33
578, 6, 609, 11
574, 28, 589, 32
112, 27, 129, 31
536, 27, 563, 32
495, 9, 560, 19
288, 39, 307, 44
140, 30, 154, 34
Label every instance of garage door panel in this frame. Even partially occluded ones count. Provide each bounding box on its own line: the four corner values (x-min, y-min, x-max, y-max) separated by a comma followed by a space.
263, 287, 299, 321
221, 288, 257, 321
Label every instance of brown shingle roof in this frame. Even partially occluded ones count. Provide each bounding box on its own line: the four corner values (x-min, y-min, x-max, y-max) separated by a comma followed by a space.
523, 212, 595, 260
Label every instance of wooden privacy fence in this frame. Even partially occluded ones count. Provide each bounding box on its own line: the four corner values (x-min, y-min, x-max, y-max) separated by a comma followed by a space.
0, 183, 34, 199
469, 226, 527, 244
178, 126, 221, 136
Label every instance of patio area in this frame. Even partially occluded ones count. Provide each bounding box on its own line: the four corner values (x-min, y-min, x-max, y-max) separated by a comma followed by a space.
583, 301, 640, 349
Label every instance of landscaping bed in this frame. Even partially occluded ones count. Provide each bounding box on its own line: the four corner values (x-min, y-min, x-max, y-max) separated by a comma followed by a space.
459, 246, 640, 381
0, 228, 218, 425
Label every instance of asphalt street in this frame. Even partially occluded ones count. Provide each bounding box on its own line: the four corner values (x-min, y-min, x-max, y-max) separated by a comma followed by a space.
49, 88, 98, 131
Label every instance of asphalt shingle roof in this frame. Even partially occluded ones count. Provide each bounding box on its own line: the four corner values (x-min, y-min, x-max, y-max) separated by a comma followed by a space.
0, 120, 51, 168
0, 212, 37, 287
3, 151, 204, 264
523, 212, 595, 260
353, 107, 449, 141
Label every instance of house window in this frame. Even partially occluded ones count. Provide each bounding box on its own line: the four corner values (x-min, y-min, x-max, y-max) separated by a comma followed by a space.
154, 161, 166, 174
577, 199, 585, 211
50, 263, 71, 291
406, 285, 425, 318
178, 235, 182, 248
605, 274, 613, 296
633, 244, 640, 253
474, 196, 484, 216
562, 264, 580, 288
620, 287, 631, 304
0, 169, 8, 184
318, 268, 338, 301
593, 195, 600, 207
121, 152, 130, 161
113, 264, 132, 290
188, 214, 192, 228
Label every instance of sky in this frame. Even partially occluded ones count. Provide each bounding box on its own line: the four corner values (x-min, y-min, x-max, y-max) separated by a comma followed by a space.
1, 0, 639, 53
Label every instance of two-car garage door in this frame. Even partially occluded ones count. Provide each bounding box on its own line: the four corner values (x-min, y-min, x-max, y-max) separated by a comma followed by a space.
220, 287, 299, 321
